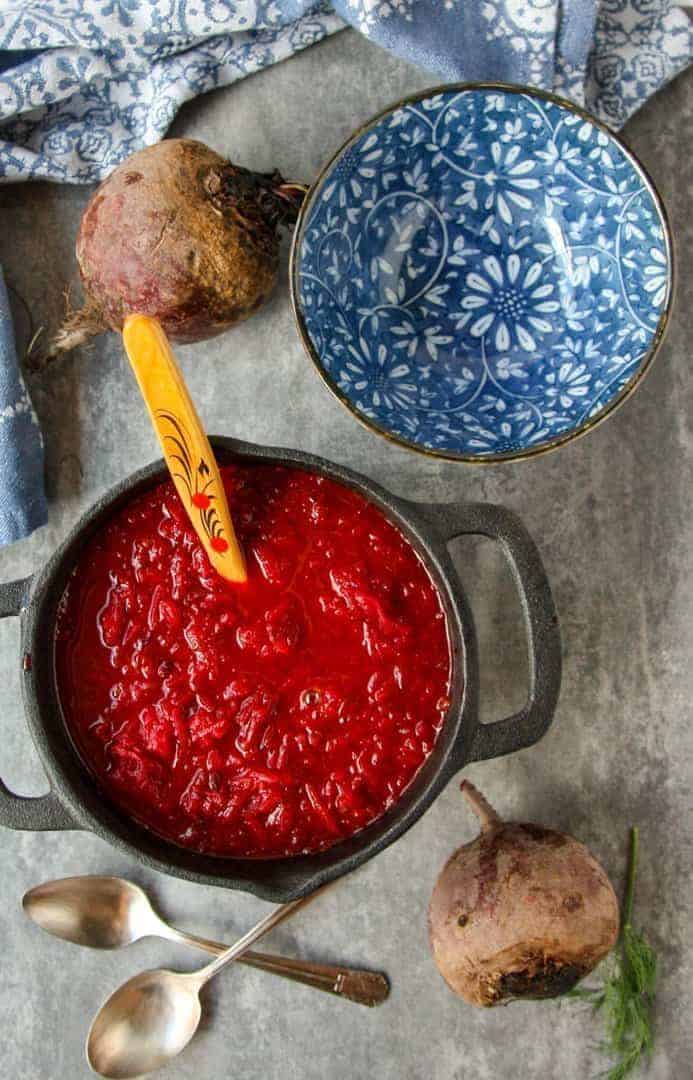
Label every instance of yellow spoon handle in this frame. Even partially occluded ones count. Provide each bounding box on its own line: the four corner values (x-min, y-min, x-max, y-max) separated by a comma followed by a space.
122, 314, 247, 584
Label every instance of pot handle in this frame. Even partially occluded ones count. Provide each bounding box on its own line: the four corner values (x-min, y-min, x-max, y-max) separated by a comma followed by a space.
427, 503, 561, 763
0, 577, 78, 831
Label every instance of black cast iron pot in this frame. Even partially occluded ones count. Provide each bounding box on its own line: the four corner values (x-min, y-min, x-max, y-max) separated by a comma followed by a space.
0, 437, 561, 902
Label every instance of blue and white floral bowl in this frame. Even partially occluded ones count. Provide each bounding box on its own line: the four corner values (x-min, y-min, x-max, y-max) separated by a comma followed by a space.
291, 84, 673, 461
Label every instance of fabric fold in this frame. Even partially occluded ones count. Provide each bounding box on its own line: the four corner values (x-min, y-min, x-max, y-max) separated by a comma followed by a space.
0, 271, 47, 545
0, 3, 690, 185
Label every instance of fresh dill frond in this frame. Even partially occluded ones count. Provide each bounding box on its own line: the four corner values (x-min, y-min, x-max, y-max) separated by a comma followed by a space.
567, 827, 657, 1080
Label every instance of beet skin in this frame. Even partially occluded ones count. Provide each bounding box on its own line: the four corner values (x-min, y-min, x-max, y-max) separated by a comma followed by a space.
428, 782, 620, 1007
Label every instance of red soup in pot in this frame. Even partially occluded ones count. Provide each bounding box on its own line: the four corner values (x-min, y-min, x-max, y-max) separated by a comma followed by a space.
55, 465, 452, 857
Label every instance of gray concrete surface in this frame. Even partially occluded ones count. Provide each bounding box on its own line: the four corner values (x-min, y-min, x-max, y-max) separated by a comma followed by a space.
0, 30, 691, 1080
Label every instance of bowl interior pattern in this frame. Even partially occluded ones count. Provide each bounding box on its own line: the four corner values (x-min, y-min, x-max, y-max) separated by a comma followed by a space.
294, 86, 672, 460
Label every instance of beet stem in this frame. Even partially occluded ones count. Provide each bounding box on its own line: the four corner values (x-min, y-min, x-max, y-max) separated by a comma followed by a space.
205, 165, 307, 234
623, 826, 639, 929
460, 780, 502, 832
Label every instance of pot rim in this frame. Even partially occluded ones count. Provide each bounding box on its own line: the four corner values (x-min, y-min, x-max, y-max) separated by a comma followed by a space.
19, 436, 478, 902
289, 80, 675, 465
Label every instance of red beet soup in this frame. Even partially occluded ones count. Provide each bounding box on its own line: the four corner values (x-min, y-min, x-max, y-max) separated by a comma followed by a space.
55, 465, 451, 857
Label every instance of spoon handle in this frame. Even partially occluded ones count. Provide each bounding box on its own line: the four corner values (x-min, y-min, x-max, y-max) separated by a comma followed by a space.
193, 898, 305, 985
122, 313, 247, 583
164, 924, 388, 1006
237, 952, 389, 1006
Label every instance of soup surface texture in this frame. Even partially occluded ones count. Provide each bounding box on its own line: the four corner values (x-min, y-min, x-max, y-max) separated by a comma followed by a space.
55, 465, 451, 856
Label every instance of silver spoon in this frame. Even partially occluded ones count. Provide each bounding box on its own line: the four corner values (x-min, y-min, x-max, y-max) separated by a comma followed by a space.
87, 897, 323, 1078
23, 876, 388, 1009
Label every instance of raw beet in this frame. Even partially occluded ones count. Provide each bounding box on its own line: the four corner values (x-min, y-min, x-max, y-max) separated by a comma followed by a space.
44, 138, 305, 362
428, 782, 619, 1007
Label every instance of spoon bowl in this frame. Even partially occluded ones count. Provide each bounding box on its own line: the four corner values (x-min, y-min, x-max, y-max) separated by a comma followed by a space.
87, 969, 201, 1079
87, 898, 305, 1078
23, 876, 156, 950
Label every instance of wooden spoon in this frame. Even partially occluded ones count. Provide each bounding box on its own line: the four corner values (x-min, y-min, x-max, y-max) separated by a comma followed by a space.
122, 314, 247, 583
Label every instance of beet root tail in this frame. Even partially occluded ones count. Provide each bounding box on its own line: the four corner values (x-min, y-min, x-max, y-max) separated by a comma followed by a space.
28, 298, 107, 372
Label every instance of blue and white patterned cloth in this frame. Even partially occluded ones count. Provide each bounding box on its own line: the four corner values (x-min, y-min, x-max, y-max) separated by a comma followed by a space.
0, 1, 691, 184
0, 1, 690, 543
0, 271, 47, 543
